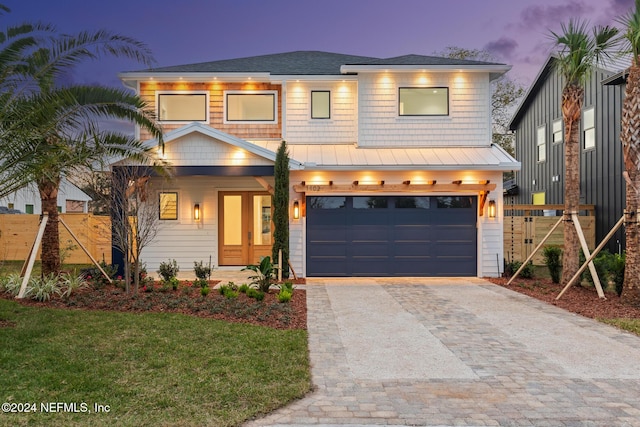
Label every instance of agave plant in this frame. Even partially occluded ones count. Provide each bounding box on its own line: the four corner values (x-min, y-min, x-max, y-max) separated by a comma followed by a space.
242, 256, 278, 293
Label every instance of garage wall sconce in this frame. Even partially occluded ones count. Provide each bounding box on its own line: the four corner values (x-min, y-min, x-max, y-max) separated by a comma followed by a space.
194, 203, 201, 221
488, 200, 496, 218
293, 200, 300, 219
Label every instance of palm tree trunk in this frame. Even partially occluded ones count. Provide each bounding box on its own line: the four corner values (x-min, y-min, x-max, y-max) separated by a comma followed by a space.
621, 64, 640, 307
561, 84, 583, 285
38, 178, 61, 276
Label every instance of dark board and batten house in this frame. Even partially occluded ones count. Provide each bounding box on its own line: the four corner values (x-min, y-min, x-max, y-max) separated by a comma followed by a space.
508, 55, 627, 254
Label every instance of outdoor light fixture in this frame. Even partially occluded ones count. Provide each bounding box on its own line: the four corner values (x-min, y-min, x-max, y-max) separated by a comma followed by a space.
488, 200, 496, 218
293, 200, 300, 219
194, 203, 200, 220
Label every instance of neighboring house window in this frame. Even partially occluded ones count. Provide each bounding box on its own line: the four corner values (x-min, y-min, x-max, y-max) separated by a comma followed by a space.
224, 91, 277, 123
159, 192, 178, 220
66, 200, 85, 213
537, 124, 546, 162
311, 91, 330, 119
532, 192, 545, 205
552, 119, 563, 143
7, 203, 13, 209
583, 107, 595, 150
25, 204, 34, 214
399, 87, 449, 116
157, 92, 208, 122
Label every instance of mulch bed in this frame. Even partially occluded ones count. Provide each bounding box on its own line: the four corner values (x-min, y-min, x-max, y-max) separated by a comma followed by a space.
487, 276, 640, 319
3, 281, 307, 330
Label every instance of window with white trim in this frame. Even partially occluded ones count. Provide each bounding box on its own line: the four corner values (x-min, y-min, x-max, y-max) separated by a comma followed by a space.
552, 119, 563, 143
399, 87, 449, 116
224, 91, 277, 123
157, 92, 208, 122
583, 107, 595, 150
311, 90, 330, 119
537, 124, 546, 162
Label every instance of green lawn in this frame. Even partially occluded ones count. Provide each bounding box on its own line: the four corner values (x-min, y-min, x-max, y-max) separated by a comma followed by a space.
0, 299, 310, 427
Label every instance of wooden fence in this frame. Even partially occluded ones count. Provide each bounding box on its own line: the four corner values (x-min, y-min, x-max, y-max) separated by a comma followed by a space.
0, 214, 111, 265
503, 204, 596, 265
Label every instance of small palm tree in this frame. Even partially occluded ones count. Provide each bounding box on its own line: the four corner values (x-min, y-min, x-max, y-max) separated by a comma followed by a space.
549, 20, 618, 285
0, 7, 165, 276
618, 0, 640, 306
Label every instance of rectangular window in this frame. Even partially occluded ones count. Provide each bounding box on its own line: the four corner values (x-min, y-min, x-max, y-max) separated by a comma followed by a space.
311, 91, 330, 119
25, 204, 34, 214
7, 203, 13, 209
583, 107, 595, 150
399, 87, 449, 116
552, 119, 563, 143
159, 192, 178, 220
225, 91, 277, 123
353, 197, 388, 209
157, 92, 208, 122
532, 192, 545, 205
537, 124, 546, 162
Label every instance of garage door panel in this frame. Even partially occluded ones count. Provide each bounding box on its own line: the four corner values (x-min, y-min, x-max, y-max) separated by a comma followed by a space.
306, 196, 476, 277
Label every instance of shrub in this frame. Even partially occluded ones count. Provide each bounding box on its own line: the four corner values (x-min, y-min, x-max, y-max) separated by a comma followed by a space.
1, 273, 23, 296
238, 284, 250, 293
280, 281, 294, 293
200, 286, 210, 297
193, 261, 212, 281
582, 250, 615, 291
542, 245, 562, 284
505, 260, 535, 279
219, 283, 238, 299
246, 288, 265, 301
61, 273, 90, 298
80, 262, 117, 289
157, 259, 179, 282
194, 278, 208, 288
168, 276, 179, 291
611, 253, 625, 296
277, 289, 292, 303
25, 274, 62, 302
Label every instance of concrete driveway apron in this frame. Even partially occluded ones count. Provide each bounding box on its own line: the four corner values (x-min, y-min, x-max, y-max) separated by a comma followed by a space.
245, 278, 640, 427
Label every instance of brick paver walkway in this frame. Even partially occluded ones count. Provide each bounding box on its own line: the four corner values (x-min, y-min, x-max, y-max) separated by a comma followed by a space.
245, 278, 640, 426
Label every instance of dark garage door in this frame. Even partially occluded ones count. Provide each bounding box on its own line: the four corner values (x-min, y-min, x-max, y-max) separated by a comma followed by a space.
306, 196, 477, 277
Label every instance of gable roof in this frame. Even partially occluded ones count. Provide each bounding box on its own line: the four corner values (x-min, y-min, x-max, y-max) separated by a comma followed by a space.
120, 50, 510, 81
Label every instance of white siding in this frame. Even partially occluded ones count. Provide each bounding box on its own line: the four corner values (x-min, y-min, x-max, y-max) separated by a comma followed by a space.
163, 133, 273, 166
284, 81, 358, 144
140, 176, 217, 279
357, 72, 492, 147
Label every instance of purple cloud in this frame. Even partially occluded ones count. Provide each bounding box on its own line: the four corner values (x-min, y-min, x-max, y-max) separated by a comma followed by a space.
484, 37, 519, 60
512, 1, 595, 31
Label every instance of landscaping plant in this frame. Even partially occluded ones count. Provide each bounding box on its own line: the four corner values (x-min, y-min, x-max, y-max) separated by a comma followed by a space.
543, 245, 562, 284
243, 256, 278, 292
158, 259, 179, 282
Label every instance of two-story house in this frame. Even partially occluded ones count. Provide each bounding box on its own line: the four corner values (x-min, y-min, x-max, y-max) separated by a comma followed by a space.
115, 51, 520, 278
508, 55, 627, 254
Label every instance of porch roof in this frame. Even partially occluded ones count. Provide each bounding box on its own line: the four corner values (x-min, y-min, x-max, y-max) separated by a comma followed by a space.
253, 141, 521, 172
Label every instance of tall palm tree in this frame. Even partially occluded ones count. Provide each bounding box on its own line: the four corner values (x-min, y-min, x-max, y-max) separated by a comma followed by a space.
550, 20, 618, 285
0, 7, 164, 276
618, 0, 640, 306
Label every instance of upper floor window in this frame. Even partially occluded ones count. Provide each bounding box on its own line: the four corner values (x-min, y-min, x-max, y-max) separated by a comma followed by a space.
552, 119, 563, 143
583, 107, 595, 150
311, 90, 330, 119
537, 124, 546, 162
399, 87, 449, 116
157, 92, 208, 122
224, 91, 277, 123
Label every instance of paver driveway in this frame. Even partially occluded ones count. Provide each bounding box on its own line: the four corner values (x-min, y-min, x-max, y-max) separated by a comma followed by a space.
245, 278, 640, 427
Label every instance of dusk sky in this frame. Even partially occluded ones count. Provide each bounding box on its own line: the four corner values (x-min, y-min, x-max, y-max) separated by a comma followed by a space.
4, 0, 634, 89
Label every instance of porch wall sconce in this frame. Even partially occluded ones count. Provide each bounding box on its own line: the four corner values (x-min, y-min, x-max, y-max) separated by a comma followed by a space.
293, 200, 300, 219
194, 203, 201, 221
488, 200, 496, 218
